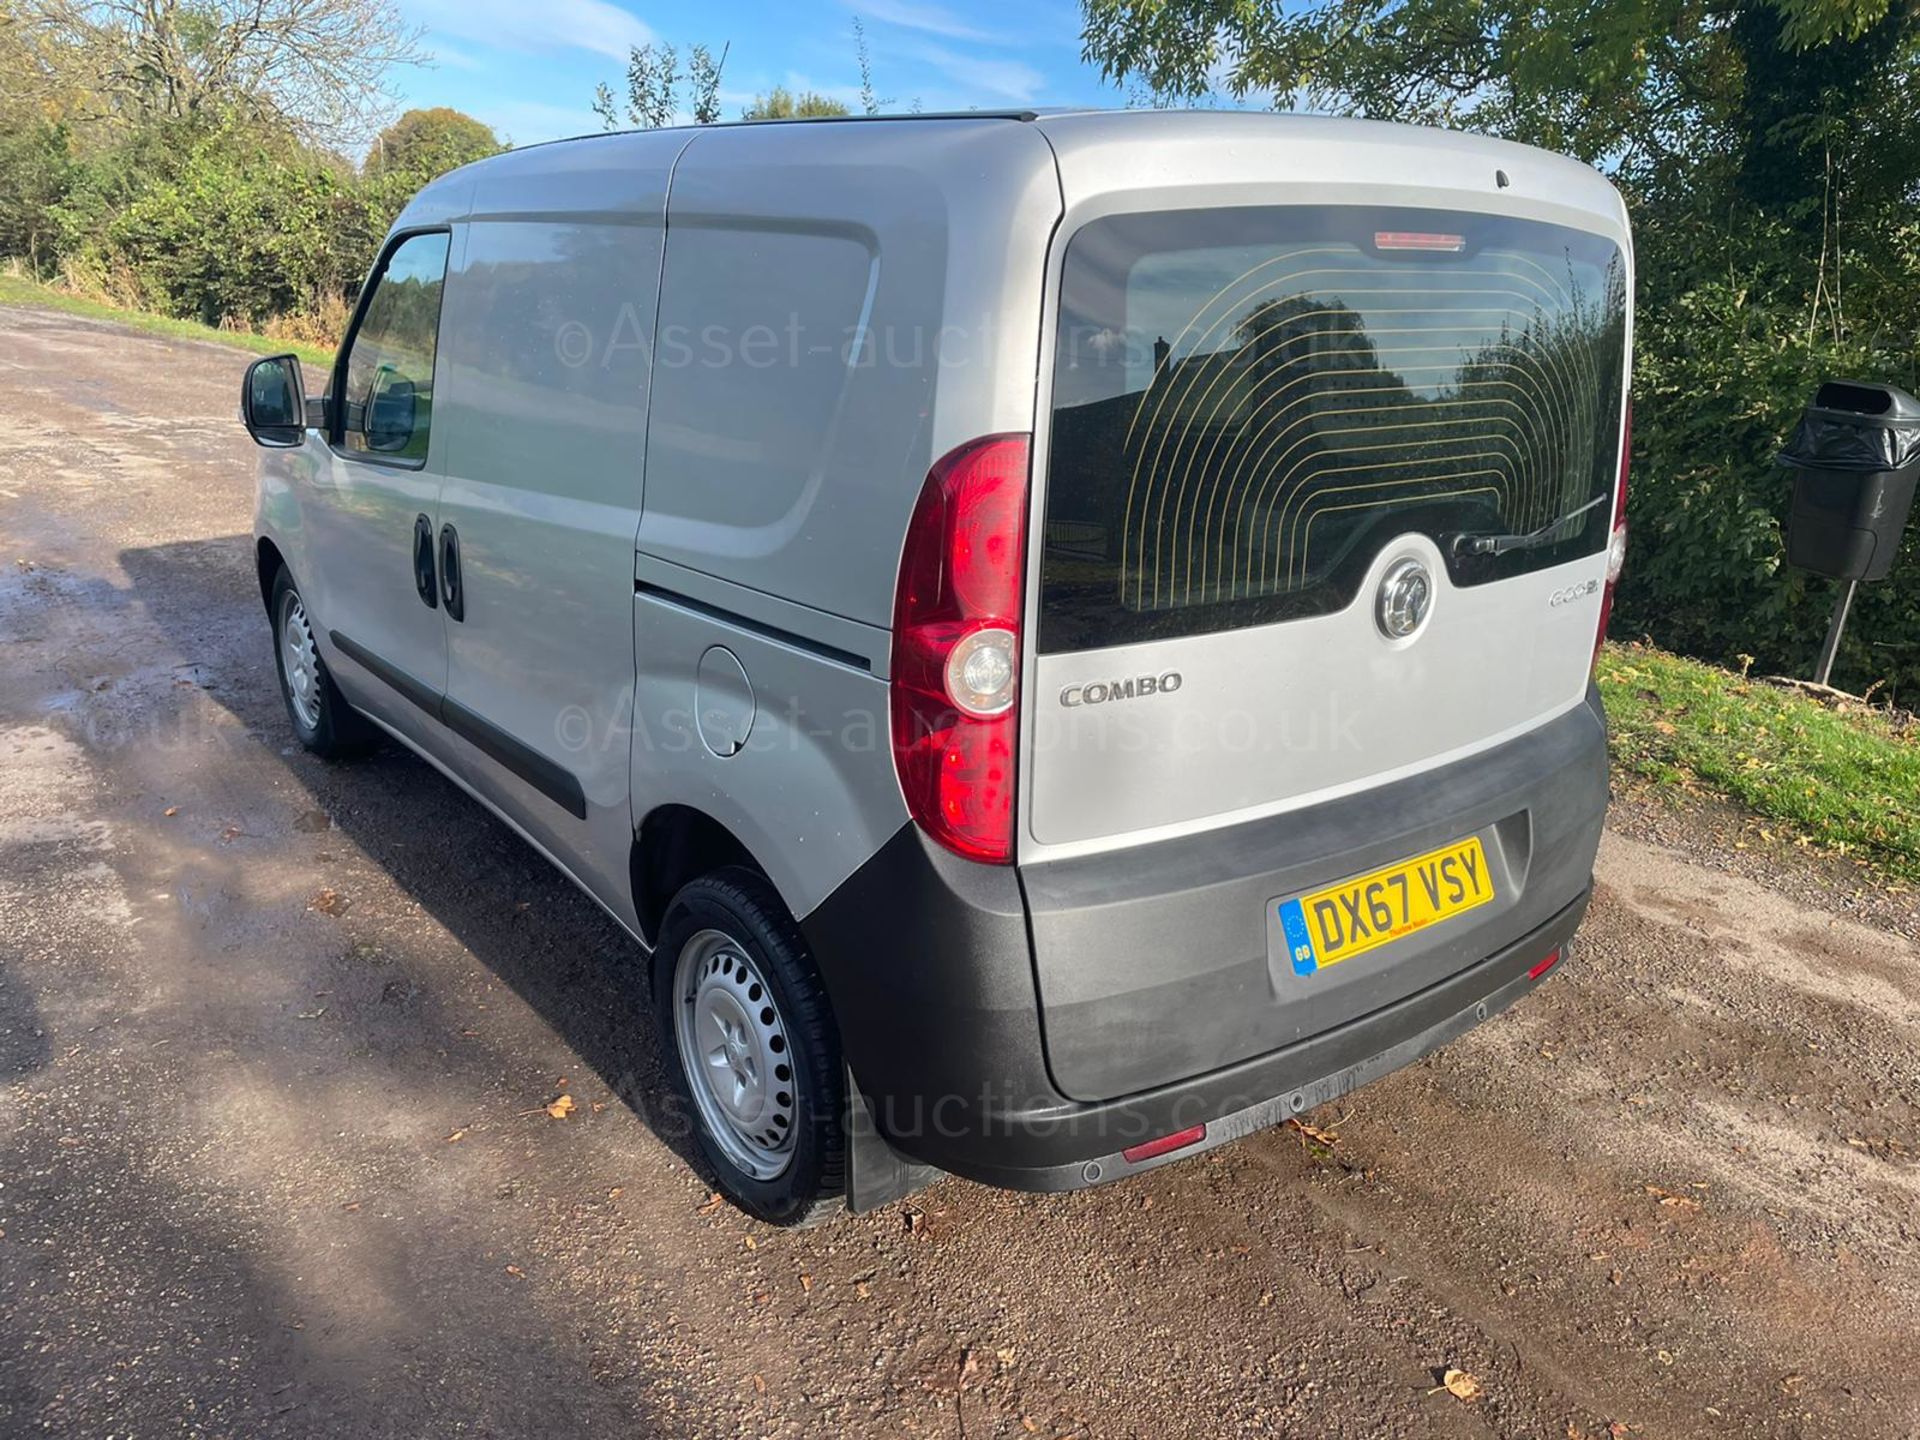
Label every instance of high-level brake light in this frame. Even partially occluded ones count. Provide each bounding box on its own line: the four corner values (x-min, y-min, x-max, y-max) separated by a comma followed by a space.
1373, 231, 1467, 253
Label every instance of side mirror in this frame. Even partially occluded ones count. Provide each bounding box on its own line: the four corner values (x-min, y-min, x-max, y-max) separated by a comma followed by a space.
241, 354, 307, 448
364, 364, 418, 453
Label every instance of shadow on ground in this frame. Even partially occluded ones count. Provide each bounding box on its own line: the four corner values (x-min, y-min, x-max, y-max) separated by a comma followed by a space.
115, 534, 708, 1177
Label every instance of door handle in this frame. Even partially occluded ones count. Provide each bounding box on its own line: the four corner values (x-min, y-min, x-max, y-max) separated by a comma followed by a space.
439, 523, 464, 622
412, 514, 438, 609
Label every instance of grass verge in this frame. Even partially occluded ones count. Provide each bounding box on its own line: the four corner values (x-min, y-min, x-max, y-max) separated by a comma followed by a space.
0, 275, 333, 368
1598, 640, 1920, 881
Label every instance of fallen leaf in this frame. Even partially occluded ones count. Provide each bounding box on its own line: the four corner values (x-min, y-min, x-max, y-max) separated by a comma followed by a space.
743, 1234, 757, 1251
163, 806, 179, 817
607, 1187, 625, 1200
504, 1264, 523, 1278
445, 1129, 467, 1143
697, 1192, 724, 1214
307, 888, 348, 916
1441, 1368, 1483, 1401
1287, 1117, 1340, 1145
750, 1373, 767, 1395
545, 1094, 576, 1119
799, 1273, 814, 1293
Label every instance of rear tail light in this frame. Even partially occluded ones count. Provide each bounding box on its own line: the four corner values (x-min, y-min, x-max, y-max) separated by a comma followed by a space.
890, 435, 1030, 863
1593, 398, 1631, 672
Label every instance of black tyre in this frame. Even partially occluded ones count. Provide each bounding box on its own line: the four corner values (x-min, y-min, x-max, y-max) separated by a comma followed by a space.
269, 567, 377, 759
655, 867, 847, 1226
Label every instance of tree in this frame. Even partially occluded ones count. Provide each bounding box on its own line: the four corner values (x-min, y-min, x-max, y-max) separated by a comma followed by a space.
18, 0, 425, 148
741, 86, 851, 121
853, 16, 891, 116
364, 107, 501, 178
1078, 0, 1920, 221
591, 40, 728, 130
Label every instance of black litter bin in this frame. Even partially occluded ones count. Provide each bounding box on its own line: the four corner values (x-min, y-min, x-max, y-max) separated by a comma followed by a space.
1779, 380, 1920, 583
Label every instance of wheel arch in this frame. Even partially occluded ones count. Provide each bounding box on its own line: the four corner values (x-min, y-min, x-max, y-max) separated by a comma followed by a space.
631, 804, 770, 948
255, 535, 288, 615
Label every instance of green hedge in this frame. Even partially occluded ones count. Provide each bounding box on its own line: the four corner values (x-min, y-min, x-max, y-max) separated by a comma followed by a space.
1617, 221, 1920, 704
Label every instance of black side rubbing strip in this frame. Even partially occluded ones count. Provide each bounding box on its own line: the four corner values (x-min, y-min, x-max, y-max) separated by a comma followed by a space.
440, 695, 587, 819
327, 630, 588, 820
330, 630, 439, 717
634, 581, 872, 673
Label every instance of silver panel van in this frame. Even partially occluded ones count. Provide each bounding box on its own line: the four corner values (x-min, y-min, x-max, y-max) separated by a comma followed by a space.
241, 110, 1631, 1224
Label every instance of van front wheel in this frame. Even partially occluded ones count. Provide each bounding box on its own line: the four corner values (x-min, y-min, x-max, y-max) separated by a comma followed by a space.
655, 868, 846, 1226
269, 569, 375, 759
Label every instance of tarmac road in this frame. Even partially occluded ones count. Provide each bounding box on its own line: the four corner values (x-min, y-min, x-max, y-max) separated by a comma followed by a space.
2, 303, 1919, 1439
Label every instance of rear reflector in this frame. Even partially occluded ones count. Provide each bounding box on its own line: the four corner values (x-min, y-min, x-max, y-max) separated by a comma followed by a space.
1527, 949, 1562, 981
1122, 1124, 1207, 1164
1374, 231, 1466, 252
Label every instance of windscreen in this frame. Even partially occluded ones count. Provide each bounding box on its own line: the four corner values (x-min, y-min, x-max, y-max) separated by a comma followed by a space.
1039, 206, 1628, 653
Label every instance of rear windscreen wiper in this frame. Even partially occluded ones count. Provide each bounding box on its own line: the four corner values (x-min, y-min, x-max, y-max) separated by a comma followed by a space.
1446, 494, 1607, 558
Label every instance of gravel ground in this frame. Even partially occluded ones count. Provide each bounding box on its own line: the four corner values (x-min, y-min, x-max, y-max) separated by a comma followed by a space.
2, 303, 1919, 1439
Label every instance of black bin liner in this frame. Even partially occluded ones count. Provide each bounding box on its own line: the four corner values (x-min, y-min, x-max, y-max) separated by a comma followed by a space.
1778, 380, 1920, 582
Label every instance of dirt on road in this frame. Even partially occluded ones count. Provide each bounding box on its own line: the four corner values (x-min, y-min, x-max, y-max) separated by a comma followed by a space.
2, 304, 1919, 1439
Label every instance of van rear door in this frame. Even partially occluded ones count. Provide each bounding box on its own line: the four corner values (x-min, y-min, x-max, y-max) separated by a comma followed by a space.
1026, 201, 1628, 852
1012, 122, 1630, 1104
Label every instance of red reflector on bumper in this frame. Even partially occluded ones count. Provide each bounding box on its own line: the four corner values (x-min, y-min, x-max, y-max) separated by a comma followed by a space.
1527, 949, 1562, 981
1122, 1124, 1207, 1164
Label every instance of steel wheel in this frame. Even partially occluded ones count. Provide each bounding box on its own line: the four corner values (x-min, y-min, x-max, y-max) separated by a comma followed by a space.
672, 927, 799, 1181
278, 589, 323, 732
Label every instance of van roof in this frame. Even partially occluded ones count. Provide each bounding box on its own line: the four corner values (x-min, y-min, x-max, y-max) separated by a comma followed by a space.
455, 107, 1601, 181
408, 109, 1619, 242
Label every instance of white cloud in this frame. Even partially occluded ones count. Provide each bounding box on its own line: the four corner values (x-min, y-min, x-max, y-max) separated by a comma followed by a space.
479, 98, 608, 146
425, 44, 487, 73
407, 0, 653, 62
907, 41, 1045, 103
849, 0, 999, 43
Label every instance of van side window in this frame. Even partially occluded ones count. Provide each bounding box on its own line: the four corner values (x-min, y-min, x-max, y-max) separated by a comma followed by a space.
339, 231, 451, 464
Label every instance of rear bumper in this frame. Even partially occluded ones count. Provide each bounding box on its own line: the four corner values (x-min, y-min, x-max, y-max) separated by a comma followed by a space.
933, 891, 1582, 1191
800, 691, 1607, 1192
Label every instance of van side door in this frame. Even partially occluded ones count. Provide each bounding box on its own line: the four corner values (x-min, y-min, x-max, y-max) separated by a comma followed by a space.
427, 137, 684, 927
306, 228, 455, 749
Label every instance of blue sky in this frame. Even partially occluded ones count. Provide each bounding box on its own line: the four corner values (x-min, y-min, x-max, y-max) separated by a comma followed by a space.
392, 0, 1129, 147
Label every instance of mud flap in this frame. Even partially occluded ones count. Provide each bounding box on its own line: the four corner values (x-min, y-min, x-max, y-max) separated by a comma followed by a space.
845, 1065, 942, 1213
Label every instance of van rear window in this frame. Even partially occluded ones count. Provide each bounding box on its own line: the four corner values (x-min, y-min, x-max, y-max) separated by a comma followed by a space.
1037, 207, 1627, 653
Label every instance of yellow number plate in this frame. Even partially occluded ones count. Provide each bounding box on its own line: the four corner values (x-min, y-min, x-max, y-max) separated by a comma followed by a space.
1277, 836, 1495, 977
